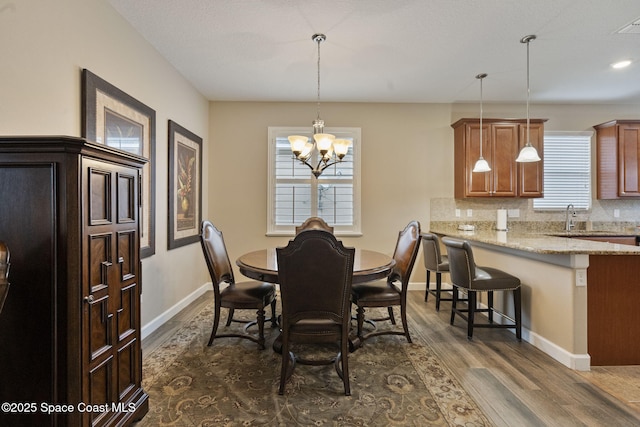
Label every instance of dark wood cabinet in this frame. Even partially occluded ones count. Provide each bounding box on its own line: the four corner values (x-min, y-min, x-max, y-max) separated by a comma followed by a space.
452, 118, 545, 198
594, 120, 640, 199
0, 136, 148, 426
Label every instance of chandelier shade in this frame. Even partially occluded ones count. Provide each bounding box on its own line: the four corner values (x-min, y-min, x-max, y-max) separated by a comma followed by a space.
288, 33, 351, 178
516, 34, 541, 163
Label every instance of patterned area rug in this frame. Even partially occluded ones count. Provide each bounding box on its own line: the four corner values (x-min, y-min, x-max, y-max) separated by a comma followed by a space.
138, 304, 492, 426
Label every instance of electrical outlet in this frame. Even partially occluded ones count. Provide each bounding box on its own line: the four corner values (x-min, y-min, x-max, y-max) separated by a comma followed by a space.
455, 209, 461, 218
466, 209, 473, 217
575, 269, 587, 287
614, 209, 620, 218
508, 209, 520, 218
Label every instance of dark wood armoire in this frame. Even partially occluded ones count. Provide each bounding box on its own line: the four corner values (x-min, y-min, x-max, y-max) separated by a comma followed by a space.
0, 136, 148, 426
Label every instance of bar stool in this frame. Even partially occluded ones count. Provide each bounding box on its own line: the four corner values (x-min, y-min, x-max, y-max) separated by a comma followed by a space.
442, 237, 522, 341
421, 233, 451, 311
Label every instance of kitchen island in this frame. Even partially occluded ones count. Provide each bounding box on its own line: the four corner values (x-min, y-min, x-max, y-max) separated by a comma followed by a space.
430, 224, 640, 370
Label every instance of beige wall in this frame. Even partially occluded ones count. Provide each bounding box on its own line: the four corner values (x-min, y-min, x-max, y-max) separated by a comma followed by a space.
208, 102, 452, 282
1, 0, 211, 329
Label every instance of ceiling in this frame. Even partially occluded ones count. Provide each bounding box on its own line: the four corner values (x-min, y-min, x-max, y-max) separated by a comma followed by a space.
107, 0, 640, 104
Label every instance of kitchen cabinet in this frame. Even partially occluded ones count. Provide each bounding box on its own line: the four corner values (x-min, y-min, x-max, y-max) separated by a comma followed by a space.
0, 136, 148, 426
594, 120, 640, 199
452, 118, 545, 198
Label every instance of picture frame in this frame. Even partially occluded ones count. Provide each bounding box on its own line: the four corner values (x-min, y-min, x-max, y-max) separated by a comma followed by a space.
81, 69, 156, 258
168, 120, 202, 250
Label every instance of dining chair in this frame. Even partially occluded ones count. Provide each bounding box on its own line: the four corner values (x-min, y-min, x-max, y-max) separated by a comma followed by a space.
276, 229, 355, 395
442, 237, 522, 341
295, 216, 334, 234
351, 220, 421, 344
199, 220, 277, 350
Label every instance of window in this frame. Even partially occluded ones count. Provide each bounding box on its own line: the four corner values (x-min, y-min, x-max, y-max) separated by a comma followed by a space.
533, 131, 592, 210
267, 127, 361, 235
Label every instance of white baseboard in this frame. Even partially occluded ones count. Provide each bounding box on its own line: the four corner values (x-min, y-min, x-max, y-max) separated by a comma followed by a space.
410, 281, 591, 371
141, 283, 210, 340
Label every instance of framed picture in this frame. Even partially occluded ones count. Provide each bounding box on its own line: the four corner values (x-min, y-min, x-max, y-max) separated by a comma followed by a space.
168, 120, 202, 249
81, 69, 156, 258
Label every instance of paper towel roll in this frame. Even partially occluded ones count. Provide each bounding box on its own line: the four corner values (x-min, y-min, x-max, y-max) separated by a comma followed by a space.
496, 209, 508, 231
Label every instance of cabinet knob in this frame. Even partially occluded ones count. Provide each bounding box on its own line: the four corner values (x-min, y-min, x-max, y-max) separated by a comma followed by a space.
84, 295, 94, 303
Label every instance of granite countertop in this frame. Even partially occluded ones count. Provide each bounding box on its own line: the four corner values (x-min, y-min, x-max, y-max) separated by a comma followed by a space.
429, 225, 640, 255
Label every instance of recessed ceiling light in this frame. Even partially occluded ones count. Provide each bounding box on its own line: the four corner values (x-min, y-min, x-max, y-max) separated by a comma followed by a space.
611, 60, 632, 69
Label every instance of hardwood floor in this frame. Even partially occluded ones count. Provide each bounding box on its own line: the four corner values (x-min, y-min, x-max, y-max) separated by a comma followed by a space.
142, 290, 640, 426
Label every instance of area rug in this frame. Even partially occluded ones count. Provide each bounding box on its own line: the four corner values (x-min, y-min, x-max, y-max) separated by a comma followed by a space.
138, 304, 492, 426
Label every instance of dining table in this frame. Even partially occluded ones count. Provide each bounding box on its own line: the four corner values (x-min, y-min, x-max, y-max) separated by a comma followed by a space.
235, 247, 396, 352
236, 248, 395, 284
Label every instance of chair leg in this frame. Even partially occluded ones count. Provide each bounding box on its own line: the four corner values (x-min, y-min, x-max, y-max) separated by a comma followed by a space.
356, 305, 365, 340
208, 300, 222, 346
400, 301, 412, 343
450, 287, 457, 325
387, 306, 396, 325
340, 336, 350, 396
467, 292, 476, 340
270, 298, 278, 327
425, 270, 431, 301
225, 308, 234, 326
435, 272, 442, 311
487, 291, 494, 324
256, 308, 266, 350
514, 288, 522, 341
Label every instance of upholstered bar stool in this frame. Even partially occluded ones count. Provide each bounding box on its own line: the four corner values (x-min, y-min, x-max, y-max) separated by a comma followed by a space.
441, 237, 522, 341
421, 233, 450, 311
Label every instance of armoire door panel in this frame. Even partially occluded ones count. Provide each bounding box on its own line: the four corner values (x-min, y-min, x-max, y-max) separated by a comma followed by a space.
88, 296, 112, 361
89, 168, 113, 225
89, 233, 112, 292
117, 172, 137, 223
117, 230, 136, 281
117, 340, 137, 401
117, 283, 137, 341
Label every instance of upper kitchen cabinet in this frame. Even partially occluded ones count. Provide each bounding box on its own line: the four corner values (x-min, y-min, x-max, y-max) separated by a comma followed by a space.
452, 118, 546, 198
594, 120, 640, 199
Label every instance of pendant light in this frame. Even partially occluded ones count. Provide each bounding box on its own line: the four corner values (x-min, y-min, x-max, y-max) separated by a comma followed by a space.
472, 73, 491, 173
516, 34, 541, 163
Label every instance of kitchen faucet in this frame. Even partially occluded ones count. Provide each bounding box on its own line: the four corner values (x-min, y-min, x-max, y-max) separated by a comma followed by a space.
565, 204, 576, 231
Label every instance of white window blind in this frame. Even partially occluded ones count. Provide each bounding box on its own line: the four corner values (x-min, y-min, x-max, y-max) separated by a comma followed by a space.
533, 131, 592, 210
267, 127, 361, 235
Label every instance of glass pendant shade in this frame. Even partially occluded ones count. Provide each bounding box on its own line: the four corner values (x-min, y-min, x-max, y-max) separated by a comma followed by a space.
515, 144, 541, 162
473, 157, 491, 172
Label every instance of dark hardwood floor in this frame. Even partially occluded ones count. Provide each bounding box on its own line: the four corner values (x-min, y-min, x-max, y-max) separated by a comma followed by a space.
142, 290, 640, 426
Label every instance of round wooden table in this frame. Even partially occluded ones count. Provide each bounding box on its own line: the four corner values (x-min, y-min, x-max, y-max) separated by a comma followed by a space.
236, 248, 395, 284
236, 248, 395, 353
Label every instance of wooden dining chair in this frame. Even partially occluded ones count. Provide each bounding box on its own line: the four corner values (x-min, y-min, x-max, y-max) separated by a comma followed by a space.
200, 220, 277, 349
351, 220, 421, 344
295, 216, 334, 234
276, 229, 355, 395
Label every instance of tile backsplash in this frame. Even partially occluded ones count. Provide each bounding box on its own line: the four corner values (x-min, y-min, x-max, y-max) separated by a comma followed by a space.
430, 198, 640, 232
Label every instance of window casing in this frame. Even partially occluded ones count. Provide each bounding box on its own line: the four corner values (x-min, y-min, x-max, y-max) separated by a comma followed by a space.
533, 131, 592, 210
267, 127, 361, 235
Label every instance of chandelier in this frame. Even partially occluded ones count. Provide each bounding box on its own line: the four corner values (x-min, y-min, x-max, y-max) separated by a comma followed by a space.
516, 34, 541, 163
288, 33, 352, 178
